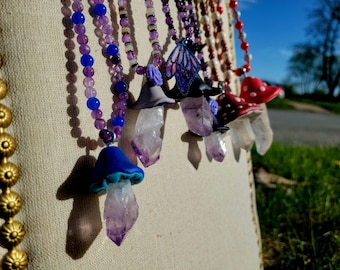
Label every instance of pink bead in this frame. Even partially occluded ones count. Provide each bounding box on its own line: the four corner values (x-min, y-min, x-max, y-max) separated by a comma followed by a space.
88, 0, 96, 6
72, 1, 84, 12
98, 15, 108, 25
94, 0, 104, 3
85, 87, 97, 98
83, 77, 95, 87
94, 28, 103, 37
122, 33, 131, 43
114, 64, 123, 73
145, 0, 153, 8
118, 0, 127, 8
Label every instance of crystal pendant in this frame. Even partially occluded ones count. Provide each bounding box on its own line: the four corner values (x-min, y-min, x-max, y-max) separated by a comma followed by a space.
131, 106, 164, 167
204, 131, 228, 162
180, 96, 213, 136
229, 117, 255, 151
104, 180, 138, 246
250, 103, 273, 155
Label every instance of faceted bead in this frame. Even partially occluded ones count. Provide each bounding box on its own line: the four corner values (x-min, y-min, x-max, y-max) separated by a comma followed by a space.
94, 3, 107, 16
77, 34, 88, 45
79, 44, 91, 55
83, 77, 95, 87
107, 44, 119, 56
74, 24, 85, 34
85, 87, 97, 98
72, 1, 84, 12
80, 54, 94, 67
97, 15, 109, 25
102, 24, 113, 34
72, 12, 85, 24
87, 97, 100, 110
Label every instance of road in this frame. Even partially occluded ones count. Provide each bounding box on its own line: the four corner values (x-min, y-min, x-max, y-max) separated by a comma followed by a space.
268, 109, 340, 146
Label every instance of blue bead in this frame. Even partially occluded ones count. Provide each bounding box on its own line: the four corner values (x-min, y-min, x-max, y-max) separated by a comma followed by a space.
94, 3, 107, 16
114, 81, 127, 93
87, 97, 100, 110
112, 116, 125, 127
106, 44, 119, 56
81, 54, 94, 67
72, 12, 85, 25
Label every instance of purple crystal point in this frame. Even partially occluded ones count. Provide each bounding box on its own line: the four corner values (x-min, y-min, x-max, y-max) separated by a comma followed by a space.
181, 96, 213, 136
204, 131, 228, 162
131, 107, 164, 167
104, 180, 139, 246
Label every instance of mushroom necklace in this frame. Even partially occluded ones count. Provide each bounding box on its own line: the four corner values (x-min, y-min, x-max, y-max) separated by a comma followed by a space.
202, 0, 263, 152
71, 1, 144, 246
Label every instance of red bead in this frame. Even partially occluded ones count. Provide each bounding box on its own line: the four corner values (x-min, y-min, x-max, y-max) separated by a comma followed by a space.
229, 0, 238, 10
244, 64, 251, 72
217, 3, 223, 14
234, 67, 245, 76
235, 20, 243, 31
240, 41, 249, 50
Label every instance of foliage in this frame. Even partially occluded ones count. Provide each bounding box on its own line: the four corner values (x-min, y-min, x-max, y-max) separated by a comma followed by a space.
252, 142, 340, 269
288, 0, 340, 97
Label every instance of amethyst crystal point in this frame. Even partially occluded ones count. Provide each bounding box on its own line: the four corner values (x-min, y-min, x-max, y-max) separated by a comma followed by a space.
89, 146, 144, 193
104, 180, 139, 246
180, 96, 213, 137
131, 106, 164, 167
204, 131, 228, 162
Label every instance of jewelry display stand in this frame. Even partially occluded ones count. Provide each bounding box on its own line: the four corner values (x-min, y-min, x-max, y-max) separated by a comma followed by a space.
0, 1, 262, 269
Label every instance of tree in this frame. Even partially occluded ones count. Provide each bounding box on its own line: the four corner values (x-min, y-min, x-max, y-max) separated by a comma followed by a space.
289, 0, 340, 98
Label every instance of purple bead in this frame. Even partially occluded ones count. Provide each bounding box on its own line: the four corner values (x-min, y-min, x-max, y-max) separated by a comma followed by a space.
119, 92, 129, 100
119, 18, 128, 27
98, 15, 109, 25
85, 87, 97, 98
83, 77, 95, 87
153, 43, 161, 51
102, 24, 112, 34
122, 33, 131, 43
126, 51, 136, 61
136, 65, 146, 75
94, 118, 106, 130
72, 1, 84, 12
94, 0, 104, 4
169, 28, 176, 36
99, 129, 115, 144
105, 35, 114, 44
113, 126, 122, 136
162, 6, 169, 13
149, 30, 159, 40
77, 34, 88, 45
91, 109, 103, 119
79, 44, 91, 55
74, 24, 85, 34
147, 16, 157, 24
83, 66, 94, 77
165, 17, 173, 24
145, 0, 153, 8
116, 100, 127, 110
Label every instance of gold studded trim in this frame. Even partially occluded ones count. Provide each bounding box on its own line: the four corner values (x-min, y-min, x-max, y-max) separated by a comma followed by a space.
0, 54, 28, 269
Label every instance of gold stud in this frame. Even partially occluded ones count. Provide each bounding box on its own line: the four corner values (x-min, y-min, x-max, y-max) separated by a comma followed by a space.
0, 162, 19, 188
2, 248, 28, 270
0, 220, 25, 249
0, 104, 12, 129
0, 191, 22, 218
0, 79, 8, 100
0, 133, 16, 158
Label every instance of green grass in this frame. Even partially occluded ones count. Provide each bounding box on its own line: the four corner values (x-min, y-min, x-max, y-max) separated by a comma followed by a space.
252, 142, 340, 269
266, 98, 295, 110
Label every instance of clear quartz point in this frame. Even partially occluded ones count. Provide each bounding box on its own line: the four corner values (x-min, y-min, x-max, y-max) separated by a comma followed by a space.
204, 131, 228, 162
180, 96, 213, 136
251, 103, 273, 155
104, 180, 138, 246
131, 106, 164, 167
229, 117, 255, 151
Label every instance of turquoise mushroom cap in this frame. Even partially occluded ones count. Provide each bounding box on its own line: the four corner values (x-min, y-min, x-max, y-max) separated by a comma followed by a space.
89, 146, 144, 193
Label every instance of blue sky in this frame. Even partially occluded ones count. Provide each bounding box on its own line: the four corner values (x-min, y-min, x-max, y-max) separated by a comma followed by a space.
235, 0, 316, 83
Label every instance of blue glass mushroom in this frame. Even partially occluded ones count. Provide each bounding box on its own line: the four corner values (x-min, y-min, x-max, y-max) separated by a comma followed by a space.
89, 146, 144, 246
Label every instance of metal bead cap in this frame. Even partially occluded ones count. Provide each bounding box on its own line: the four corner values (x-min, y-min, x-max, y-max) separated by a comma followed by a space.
0, 79, 8, 100
0, 162, 19, 188
0, 191, 22, 218
0, 220, 25, 249
0, 104, 12, 128
2, 248, 28, 270
0, 133, 16, 158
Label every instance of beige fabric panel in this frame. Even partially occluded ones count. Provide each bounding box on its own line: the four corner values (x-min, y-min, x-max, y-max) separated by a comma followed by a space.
0, 1, 261, 269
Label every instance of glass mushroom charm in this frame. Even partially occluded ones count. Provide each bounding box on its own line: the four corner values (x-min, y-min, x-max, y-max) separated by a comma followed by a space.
89, 146, 144, 246
240, 77, 282, 155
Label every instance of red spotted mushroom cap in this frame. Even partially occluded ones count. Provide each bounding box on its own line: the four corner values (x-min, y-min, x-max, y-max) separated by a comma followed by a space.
215, 91, 263, 127
240, 77, 282, 104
